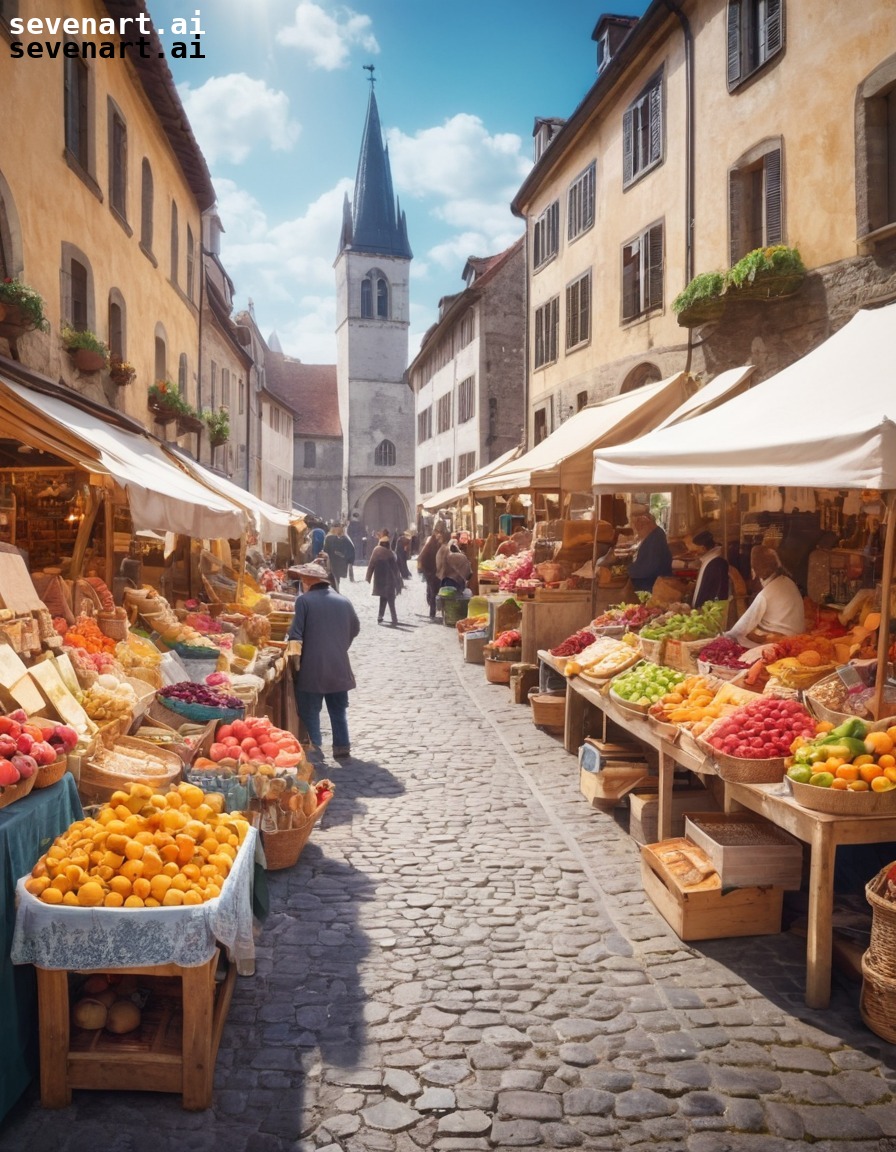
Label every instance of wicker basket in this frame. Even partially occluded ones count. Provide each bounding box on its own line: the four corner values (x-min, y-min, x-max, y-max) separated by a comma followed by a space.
664, 637, 712, 675
33, 755, 68, 790
865, 866, 896, 979
696, 733, 786, 784
608, 689, 650, 718
860, 954, 896, 1043
79, 736, 182, 804
0, 772, 36, 810
528, 690, 566, 729
696, 658, 746, 683
647, 712, 680, 742
675, 296, 727, 327
262, 794, 332, 870
803, 673, 896, 732
789, 777, 896, 816
97, 611, 130, 641
485, 657, 513, 685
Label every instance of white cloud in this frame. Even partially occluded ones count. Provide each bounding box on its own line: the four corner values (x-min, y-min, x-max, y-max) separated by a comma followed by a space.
276, 2, 379, 70
179, 74, 300, 165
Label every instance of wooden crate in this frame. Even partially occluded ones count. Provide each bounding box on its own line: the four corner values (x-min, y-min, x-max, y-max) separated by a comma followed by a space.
510, 663, 539, 704
578, 737, 647, 774
684, 812, 804, 890
627, 787, 719, 845
580, 764, 651, 809
463, 634, 488, 664
641, 838, 784, 941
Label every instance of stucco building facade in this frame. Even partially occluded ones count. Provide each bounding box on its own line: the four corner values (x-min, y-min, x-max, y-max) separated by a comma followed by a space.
514, 1, 896, 446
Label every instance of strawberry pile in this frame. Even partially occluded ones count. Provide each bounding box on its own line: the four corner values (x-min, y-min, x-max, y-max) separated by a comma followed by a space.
705, 697, 815, 760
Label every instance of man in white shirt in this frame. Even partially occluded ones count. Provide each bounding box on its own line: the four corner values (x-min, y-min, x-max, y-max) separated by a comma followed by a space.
725, 546, 805, 645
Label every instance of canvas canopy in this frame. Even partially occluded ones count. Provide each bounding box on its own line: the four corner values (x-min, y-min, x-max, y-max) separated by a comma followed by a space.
593, 305, 896, 492
165, 446, 300, 544
473, 372, 691, 498
422, 445, 523, 512
649, 365, 755, 432
0, 374, 249, 539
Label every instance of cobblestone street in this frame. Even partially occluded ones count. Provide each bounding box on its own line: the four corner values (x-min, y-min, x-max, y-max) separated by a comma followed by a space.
2, 574, 895, 1152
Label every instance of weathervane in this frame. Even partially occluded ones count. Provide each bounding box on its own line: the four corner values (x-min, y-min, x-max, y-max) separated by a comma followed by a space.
363, 63, 376, 88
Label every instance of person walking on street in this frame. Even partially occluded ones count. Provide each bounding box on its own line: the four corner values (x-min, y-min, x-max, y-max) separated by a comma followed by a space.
438, 538, 472, 592
286, 561, 360, 761
323, 524, 355, 591
308, 519, 326, 559
417, 526, 446, 620
396, 531, 413, 580
366, 531, 403, 626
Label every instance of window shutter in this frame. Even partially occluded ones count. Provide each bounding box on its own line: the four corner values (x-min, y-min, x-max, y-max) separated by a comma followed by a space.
535, 309, 544, 368
648, 80, 663, 165
585, 165, 595, 228
565, 285, 574, 348
581, 274, 591, 342
646, 225, 664, 311
729, 173, 744, 265
622, 246, 637, 319
763, 0, 783, 60
764, 147, 783, 245
727, 2, 742, 88
549, 298, 559, 361
623, 108, 634, 186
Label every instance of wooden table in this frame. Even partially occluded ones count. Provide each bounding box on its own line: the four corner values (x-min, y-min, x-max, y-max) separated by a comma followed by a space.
723, 781, 896, 1009
539, 651, 719, 839
37, 949, 234, 1110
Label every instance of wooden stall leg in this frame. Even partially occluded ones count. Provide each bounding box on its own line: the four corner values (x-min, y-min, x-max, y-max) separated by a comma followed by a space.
180, 956, 215, 1110
564, 684, 586, 755
37, 968, 72, 1108
656, 747, 677, 842
804, 824, 835, 1010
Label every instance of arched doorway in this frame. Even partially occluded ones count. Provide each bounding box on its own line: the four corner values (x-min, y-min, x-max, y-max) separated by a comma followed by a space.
361, 486, 408, 539
620, 362, 662, 393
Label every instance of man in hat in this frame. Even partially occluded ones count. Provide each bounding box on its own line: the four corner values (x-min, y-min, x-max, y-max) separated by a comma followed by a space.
286, 561, 360, 761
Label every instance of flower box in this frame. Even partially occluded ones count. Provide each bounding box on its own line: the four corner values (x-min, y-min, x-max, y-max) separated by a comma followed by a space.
0, 301, 37, 341
176, 412, 204, 435
148, 398, 179, 426
69, 347, 107, 373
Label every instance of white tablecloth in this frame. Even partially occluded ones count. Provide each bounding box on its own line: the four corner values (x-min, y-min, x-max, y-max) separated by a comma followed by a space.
11, 827, 257, 970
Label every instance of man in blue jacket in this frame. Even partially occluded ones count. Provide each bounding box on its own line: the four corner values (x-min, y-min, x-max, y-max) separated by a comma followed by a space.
286, 561, 360, 761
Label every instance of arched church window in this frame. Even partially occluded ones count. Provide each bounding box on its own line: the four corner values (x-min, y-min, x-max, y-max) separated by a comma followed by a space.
374, 439, 396, 467
361, 278, 372, 318
361, 269, 390, 320
376, 277, 389, 318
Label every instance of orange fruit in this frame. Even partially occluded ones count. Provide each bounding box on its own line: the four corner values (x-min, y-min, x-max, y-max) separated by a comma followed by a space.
124, 840, 144, 861
162, 889, 184, 906
132, 877, 152, 900
854, 754, 875, 767
834, 765, 859, 782
877, 754, 895, 769
885, 726, 896, 744
864, 731, 894, 755
884, 766, 896, 783
848, 779, 870, 791
104, 891, 124, 907
871, 775, 896, 793
39, 886, 64, 905
859, 763, 884, 783
124, 895, 145, 908
830, 778, 849, 790
108, 875, 132, 898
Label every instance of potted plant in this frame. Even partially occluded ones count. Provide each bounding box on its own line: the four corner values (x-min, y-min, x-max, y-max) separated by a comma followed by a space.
148, 379, 190, 426
108, 355, 136, 386
671, 271, 726, 327
61, 324, 109, 373
203, 407, 230, 448
725, 245, 806, 301
0, 277, 50, 340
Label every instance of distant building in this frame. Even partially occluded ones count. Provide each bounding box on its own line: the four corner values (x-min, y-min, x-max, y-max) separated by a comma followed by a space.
409, 238, 527, 516
334, 80, 414, 537
265, 355, 343, 521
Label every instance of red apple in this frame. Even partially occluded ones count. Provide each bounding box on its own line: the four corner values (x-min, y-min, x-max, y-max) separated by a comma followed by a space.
0, 758, 22, 785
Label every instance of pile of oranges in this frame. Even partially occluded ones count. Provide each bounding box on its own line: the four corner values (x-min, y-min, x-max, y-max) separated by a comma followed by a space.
24, 781, 250, 907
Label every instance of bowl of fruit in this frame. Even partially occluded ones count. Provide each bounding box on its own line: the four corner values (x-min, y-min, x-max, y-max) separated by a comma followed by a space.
698, 697, 817, 783
785, 722, 896, 814
608, 662, 686, 717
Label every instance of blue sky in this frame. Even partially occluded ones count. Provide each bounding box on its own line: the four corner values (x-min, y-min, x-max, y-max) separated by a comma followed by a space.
155, 0, 649, 363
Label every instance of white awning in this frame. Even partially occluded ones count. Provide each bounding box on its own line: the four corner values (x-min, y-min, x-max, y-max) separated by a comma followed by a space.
473, 372, 691, 497
650, 365, 755, 431
165, 446, 299, 544
0, 375, 249, 538
421, 445, 523, 512
593, 304, 896, 492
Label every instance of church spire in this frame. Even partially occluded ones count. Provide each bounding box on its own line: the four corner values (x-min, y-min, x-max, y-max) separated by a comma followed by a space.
338, 70, 413, 260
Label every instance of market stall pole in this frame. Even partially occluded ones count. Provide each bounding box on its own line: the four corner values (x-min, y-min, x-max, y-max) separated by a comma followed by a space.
871, 490, 896, 721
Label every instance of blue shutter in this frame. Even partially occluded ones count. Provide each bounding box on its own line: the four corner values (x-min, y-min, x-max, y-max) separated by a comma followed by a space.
727, 2, 742, 88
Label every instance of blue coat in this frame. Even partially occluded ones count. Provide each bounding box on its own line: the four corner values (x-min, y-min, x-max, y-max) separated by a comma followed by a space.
287, 583, 360, 694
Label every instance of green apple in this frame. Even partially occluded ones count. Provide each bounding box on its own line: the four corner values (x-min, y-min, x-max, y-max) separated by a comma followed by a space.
787, 764, 813, 784
809, 771, 835, 788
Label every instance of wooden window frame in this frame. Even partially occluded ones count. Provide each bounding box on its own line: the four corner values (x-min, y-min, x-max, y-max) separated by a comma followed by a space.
567, 162, 596, 241
419, 465, 433, 495
623, 70, 664, 189
457, 376, 475, 424
621, 221, 664, 323
534, 297, 559, 369
533, 201, 560, 270
728, 140, 783, 263
565, 271, 592, 351
437, 393, 452, 435
727, 0, 784, 92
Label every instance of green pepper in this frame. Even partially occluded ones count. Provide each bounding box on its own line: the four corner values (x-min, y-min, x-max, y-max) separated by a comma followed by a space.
828, 717, 867, 741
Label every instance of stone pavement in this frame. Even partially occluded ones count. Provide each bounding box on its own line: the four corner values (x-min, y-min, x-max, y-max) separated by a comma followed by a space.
2, 572, 895, 1152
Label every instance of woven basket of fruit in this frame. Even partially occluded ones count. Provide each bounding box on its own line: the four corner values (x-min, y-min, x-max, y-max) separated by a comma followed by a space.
697, 696, 817, 783
638, 637, 665, 665
788, 776, 896, 816
860, 954, 896, 1044
804, 673, 896, 732
0, 772, 36, 810
33, 754, 68, 790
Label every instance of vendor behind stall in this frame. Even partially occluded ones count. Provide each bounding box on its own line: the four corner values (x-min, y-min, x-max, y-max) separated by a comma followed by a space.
628, 510, 673, 594
725, 545, 805, 645
689, 531, 729, 607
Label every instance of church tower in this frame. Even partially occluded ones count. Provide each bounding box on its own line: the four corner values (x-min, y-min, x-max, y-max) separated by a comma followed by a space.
335, 72, 414, 538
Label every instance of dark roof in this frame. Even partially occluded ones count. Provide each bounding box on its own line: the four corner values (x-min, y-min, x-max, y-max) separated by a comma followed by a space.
102, 0, 215, 211
337, 89, 412, 260
264, 353, 341, 438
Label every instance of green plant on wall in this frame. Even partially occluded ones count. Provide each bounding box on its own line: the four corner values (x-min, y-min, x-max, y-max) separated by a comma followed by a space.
725, 245, 805, 290
671, 271, 725, 315
203, 407, 230, 445
61, 324, 110, 358
148, 379, 196, 417
0, 277, 50, 331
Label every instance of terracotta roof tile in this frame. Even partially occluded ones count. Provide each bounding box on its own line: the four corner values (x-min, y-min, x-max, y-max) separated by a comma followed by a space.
264, 353, 341, 438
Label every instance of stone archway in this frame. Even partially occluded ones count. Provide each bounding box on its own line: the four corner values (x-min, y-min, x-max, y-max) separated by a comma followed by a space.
620, 362, 662, 393
361, 486, 408, 539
